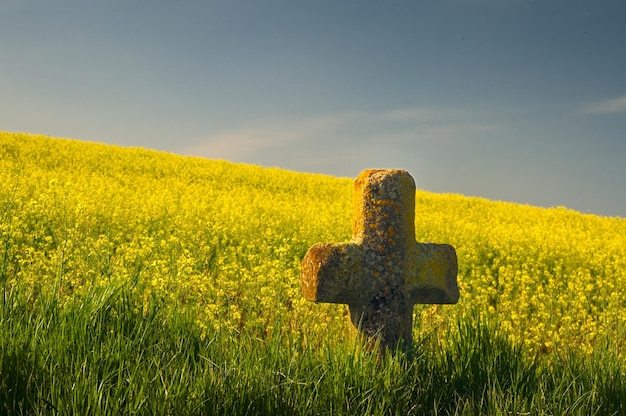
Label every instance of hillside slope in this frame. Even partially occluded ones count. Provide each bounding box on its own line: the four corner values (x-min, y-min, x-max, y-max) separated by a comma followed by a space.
1, 131, 625, 355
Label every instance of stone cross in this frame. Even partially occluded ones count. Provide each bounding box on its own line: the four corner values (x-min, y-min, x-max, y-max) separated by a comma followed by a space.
300, 169, 459, 352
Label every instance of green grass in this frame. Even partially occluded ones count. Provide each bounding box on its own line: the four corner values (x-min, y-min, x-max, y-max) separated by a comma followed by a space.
1, 283, 624, 415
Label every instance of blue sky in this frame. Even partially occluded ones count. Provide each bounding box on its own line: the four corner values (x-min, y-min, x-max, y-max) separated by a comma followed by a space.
1, 0, 625, 217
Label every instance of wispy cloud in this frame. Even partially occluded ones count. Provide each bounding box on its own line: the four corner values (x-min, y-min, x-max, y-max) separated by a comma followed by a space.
184, 128, 299, 161
585, 95, 626, 114
183, 112, 362, 160
183, 106, 497, 162
379, 108, 438, 122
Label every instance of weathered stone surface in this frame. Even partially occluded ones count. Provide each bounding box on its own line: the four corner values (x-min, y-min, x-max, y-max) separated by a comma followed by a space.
300, 169, 459, 351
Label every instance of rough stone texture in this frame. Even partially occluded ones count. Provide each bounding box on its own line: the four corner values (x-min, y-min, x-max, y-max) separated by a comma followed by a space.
300, 169, 459, 351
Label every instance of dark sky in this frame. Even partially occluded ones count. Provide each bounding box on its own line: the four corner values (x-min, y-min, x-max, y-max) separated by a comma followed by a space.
1, 0, 625, 217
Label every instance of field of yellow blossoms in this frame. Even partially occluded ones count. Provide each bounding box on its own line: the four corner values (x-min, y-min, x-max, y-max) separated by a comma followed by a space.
1, 132, 625, 358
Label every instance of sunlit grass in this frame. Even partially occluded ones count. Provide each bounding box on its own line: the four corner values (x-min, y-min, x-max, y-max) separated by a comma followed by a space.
1, 131, 625, 414
1, 283, 623, 415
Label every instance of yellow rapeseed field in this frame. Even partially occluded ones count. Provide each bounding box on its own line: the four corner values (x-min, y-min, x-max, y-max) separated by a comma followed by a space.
1, 132, 625, 357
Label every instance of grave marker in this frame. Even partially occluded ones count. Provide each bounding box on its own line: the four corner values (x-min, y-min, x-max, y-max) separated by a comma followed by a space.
300, 169, 459, 351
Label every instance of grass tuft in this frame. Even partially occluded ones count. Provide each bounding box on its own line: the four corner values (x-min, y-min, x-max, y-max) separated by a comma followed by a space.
1, 283, 625, 415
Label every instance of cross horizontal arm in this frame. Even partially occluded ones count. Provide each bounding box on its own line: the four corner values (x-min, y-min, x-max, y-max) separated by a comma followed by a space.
405, 242, 459, 304
300, 242, 373, 305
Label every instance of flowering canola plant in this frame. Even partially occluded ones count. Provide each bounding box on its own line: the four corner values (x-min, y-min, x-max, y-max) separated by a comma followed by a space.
1, 132, 625, 357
